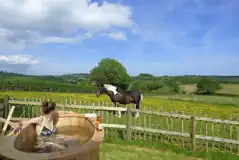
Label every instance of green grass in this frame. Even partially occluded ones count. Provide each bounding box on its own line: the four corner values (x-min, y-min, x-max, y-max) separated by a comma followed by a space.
1, 91, 239, 129
102, 139, 239, 160
181, 84, 239, 95
100, 143, 202, 160
9, 101, 238, 156
150, 94, 239, 106
1, 91, 239, 153
2, 90, 239, 118
1, 91, 239, 159
217, 84, 239, 95
2, 91, 238, 155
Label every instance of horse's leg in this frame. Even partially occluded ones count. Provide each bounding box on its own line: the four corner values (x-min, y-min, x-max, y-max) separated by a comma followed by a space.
116, 103, 121, 118
118, 109, 122, 118
113, 102, 121, 118
134, 92, 143, 118
135, 103, 140, 118
113, 102, 117, 116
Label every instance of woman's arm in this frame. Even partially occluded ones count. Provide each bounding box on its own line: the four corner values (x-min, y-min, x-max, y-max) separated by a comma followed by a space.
21, 116, 43, 126
16, 116, 43, 129
13, 116, 43, 134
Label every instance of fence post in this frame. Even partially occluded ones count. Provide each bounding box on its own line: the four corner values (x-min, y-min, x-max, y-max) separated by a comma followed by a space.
64, 98, 67, 111
3, 95, 9, 119
126, 104, 132, 141
191, 115, 196, 151
0, 98, 4, 130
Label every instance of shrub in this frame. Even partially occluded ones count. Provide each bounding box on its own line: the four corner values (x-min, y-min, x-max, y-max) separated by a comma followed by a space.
196, 78, 222, 95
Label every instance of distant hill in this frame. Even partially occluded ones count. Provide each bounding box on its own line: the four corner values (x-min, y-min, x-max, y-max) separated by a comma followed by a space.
1, 71, 239, 85
0, 71, 94, 92
135, 74, 239, 84
1, 71, 239, 94
60, 73, 90, 78
59, 73, 90, 83
0, 71, 67, 83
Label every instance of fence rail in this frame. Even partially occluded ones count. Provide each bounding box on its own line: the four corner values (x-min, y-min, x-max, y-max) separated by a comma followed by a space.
2, 98, 239, 155
8, 100, 239, 125
0, 83, 95, 93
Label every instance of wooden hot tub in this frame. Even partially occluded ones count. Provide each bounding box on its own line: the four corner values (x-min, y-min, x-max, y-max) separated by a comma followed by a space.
0, 111, 104, 160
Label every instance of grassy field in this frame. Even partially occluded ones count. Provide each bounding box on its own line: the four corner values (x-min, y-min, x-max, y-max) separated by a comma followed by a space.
181, 84, 239, 95
151, 94, 239, 106
102, 140, 239, 160
1, 91, 239, 139
1, 90, 239, 119
100, 143, 202, 160
1, 91, 239, 157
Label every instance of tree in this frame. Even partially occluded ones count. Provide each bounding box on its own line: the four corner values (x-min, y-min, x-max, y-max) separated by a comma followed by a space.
89, 58, 131, 90
136, 73, 154, 80
166, 80, 181, 93
196, 78, 222, 94
131, 80, 165, 91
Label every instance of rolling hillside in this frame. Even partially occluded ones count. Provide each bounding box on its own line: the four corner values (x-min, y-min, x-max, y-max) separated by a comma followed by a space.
2, 71, 239, 84
1, 71, 239, 95
0, 71, 94, 93
181, 84, 239, 95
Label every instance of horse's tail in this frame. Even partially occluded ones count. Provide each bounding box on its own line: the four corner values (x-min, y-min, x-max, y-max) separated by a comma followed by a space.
136, 92, 143, 111
140, 93, 143, 102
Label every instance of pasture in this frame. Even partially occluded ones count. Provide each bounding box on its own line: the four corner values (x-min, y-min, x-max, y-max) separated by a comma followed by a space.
1, 90, 239, 119
152, 94, 239, 106
1, 91, 239, 160
101, 141, 239, 160
100, 143, 202, 160
181, 84, 239, 95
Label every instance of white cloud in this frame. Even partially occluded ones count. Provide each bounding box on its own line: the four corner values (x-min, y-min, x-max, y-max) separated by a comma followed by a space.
41, 32, 93, 44
0, 54, 39, 73
0, 0, 133, 50
0, 55, 39, 65
107, 32, 127, 40
101, 31, 127, 40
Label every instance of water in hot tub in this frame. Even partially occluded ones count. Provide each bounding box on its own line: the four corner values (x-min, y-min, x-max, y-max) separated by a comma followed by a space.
35, 126, 92, 153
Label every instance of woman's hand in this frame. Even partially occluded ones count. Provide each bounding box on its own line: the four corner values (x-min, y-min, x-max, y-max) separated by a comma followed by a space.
13, 122, 22, 134
14, 122, 21, 127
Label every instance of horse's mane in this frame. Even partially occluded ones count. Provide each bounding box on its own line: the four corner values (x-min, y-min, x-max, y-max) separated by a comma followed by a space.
116, 86, 125, 94
103, 84, 116, 90
103, 84, 125, 94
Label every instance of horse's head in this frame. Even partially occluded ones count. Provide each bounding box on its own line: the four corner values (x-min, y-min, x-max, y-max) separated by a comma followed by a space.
96, 86, 107, 97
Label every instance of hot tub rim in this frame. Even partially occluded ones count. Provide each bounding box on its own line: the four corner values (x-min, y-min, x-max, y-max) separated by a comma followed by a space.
0, 128, 104, 160
0, 111, 104, 160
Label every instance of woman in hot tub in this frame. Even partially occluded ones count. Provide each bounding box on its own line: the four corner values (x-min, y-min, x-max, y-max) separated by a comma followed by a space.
13, 100, 59, 136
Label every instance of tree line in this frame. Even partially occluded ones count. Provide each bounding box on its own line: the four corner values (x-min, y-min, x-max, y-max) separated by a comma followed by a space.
1, 58, 238, 94
89, 58, 223, 94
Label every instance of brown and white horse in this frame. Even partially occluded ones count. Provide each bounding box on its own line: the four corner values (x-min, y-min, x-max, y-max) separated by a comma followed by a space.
96, 84, 143, 118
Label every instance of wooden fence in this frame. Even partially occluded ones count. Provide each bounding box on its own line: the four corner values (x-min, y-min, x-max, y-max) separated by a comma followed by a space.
2, 97, 239, 155
0, 97, 9, 130
0, 83, 95, 93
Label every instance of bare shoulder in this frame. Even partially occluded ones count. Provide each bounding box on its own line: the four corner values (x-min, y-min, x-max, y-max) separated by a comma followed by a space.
29, 116, 43, 123
20, 116, 43, 126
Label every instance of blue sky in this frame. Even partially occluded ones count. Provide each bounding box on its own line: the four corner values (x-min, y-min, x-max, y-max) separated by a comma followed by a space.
0, 0, 238, 76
